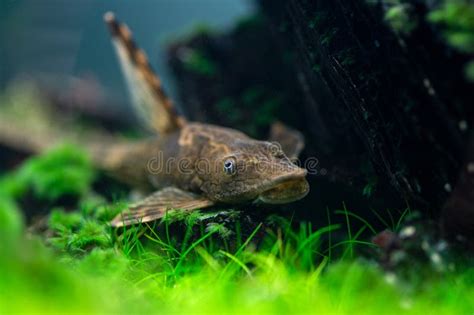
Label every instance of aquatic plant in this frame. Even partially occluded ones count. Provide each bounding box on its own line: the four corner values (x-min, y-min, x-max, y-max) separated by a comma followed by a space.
182, 49, 218, 77
428, 0, 474, 81
9, 144, 95, 201
1, 190, 474, 314
384, 3, 418, 35
0, 146, 472, 314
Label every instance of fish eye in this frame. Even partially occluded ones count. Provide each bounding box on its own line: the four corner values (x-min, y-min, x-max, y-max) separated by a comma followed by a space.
272, 149, 285, 159
275, 151, 285, 158
223, 158, 236, 175
269, 143, 285, 158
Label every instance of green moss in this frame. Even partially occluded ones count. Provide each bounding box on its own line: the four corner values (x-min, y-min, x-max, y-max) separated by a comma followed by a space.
47, 202, 119, 254
1, 168, 473, 314
48, 208, 83, 232
465, 60, 474, 82
72, 220, 111, 248
158, 208, 201, 225
428, 0, 474, 81
74, 248, 129, 277
87, 202, 127, 223
428, 0, 474, 53
49, 219, 111, 253
14, 144, 95, 201
384, 3, 418, 35
182, 49, 218, 77
0, 195, 23, 244
205, 222, 233, 239
2, 207, 473, 314
0, 174, 27, 199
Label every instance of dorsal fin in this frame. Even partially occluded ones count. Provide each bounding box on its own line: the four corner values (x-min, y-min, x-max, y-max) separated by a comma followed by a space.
104, 12, 186, 134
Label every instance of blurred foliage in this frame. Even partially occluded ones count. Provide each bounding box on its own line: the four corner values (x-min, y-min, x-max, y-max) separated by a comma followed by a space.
0, 81, 51, 128
182, 49, 219, 77
2, 144, 95, 201
378, 0, 474, 81
18, 145, 95, 200
428, 0, 474, 81
0, 195, 23, 245
0, 140, 473, 314
428, 0, 474, 53
47, 204, 121, 253
465, 60, 474, 82
49, 217, 111, 253
1, 188, 474, 314
384, 3, 418, 35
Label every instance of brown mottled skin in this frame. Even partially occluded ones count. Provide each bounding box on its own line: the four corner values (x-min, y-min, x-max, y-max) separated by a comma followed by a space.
103, 13, 310, 226
0, 12, 310, 227
99, 123, 308, 205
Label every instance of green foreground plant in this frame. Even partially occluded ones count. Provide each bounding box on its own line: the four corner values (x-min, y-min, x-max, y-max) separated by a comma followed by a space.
0, 146, 473, 314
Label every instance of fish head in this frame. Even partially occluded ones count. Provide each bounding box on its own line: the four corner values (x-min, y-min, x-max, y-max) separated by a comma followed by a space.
201, 139, 309, 204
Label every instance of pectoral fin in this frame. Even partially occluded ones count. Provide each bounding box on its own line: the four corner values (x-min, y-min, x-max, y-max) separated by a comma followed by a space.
111, 187, 214, 227
104, 12, 186, 134
269, 121, 305, 160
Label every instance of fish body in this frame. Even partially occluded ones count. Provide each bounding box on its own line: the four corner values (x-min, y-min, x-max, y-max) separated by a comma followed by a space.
1, 12, 310, 227
96, 121, 309, 226
101, 12, 309, 226
106, 122, 308, 202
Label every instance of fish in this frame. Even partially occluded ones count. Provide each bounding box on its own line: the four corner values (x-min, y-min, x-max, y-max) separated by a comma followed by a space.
0, 12, 310, 228
99, 12, 310, 227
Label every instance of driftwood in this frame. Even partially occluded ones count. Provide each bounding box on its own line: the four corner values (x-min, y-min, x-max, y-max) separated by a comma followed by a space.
443, 137, 474, 245
167, 1, 473, 239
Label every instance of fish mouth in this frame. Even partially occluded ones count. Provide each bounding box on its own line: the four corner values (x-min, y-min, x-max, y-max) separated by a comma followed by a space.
257, 169, 309, 204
